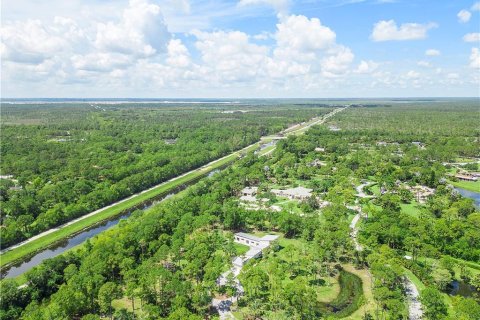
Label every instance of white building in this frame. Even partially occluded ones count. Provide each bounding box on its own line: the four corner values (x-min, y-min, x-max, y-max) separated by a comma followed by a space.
240, 187, 258, 202
241, 187, 258, 196
233, 232, 279, 268
271, 186, 313, 200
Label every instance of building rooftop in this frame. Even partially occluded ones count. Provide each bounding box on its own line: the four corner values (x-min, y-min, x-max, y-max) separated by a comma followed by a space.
240, 195, 257, 202
241, 187, 258, 194
235, 232, 279, 242
236, 232, 262, 241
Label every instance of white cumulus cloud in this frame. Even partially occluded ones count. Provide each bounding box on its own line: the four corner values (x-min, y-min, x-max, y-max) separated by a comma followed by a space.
95, 0, 170, 57
463, 33, 480, 43
1, 19, 69, 64
355, 60, 379, 74
417, 60, 431, 67
193, 30, 269, 82
457, 9, 471, 23
470, 48, 480, 69
405, 70, 420, 79
371, 20, 437, 41
275, 15, 336, 51
425, 49, 440, 56
238, 0, 289, 16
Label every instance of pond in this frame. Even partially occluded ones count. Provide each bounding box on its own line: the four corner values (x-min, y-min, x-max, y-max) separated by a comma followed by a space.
455, 187, 480, 208
448, 280, 479, 298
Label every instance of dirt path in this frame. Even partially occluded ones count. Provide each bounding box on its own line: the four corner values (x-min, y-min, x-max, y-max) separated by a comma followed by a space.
404, 277, 423, 320
349, 212, 363, 251
355, 181, 375, 198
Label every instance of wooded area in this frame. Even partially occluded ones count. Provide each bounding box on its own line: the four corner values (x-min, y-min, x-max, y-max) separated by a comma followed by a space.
1, 101, 479, 320
0, 103, 330, 249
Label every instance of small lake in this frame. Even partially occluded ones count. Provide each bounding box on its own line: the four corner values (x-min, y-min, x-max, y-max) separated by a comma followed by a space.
455, 187, 480, 208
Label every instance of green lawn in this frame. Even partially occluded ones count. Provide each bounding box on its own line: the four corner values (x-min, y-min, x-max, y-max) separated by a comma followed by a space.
258, 144, 276, 156
369, 184, 381, 196
1, 144, 260, 269
455, 157, 478, 163
234, 243, 250, 256
400, 202, 423, 218
448, 179, 480, 192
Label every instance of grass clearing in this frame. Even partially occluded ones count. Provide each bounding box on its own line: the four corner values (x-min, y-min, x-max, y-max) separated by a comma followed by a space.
112, 296, 144, 317
343, 265, 375, 320
447, 179, 480, 192
400, 201, 423, 218
319, 268, 365, 318
234, 243, 250, 256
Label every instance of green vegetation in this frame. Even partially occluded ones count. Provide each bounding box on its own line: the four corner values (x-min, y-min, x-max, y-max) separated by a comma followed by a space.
0, 103, 332, 249
234, 243, 250, 256
1, 101, 479, 319
319, 270, 364, 318
0, 151, 242, 268
448, 179, 480, 192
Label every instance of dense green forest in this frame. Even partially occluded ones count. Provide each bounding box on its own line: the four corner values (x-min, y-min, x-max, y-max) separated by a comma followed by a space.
0, 103, 330, 248
1, 102, 479, 319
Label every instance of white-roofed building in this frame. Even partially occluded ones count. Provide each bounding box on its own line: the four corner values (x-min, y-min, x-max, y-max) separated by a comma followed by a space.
271, 186, 313, 200
232, 232, 279, 268
241, 186, 258, 196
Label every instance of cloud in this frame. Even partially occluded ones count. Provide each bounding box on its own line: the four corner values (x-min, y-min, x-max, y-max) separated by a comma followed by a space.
405, 70, 420, 79
166, 39, 191, 68
425, 49, 440, 56
193, 29, 269, 82
95, 0, 170, 57
447, 73, 459, 79
417, 60, 431, 67
463, 33, 480, 43
71, 53, 133, 72
470, 48, 480, 69
321, 46, 354, 75
457, 9, 471, 23
370, 20, 437, 41
238, 0, 289, 16
253, 31, 272, 40
275, 15, 336, 51
473, 2, 480, 11
272, 15, 353, 76
355, 60, 379, 73
1, 20, 70, 64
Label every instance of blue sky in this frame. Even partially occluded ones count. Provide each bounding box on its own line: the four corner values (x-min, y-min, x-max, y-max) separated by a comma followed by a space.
1, 0, 479, 97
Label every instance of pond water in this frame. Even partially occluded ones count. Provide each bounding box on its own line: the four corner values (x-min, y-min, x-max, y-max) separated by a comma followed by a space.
455, 187, 480, 208
448, 280, 479, 298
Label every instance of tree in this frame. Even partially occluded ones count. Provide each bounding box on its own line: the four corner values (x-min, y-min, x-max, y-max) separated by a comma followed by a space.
98, 282, 122, 319
451, 296, 480, 319
420, 287, 447, 320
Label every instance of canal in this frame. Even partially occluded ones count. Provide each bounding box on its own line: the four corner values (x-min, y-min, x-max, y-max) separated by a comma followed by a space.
1, 167, 225, 279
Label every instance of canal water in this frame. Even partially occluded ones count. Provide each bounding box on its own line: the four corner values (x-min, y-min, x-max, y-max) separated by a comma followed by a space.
2, 213, 131, 279
1, 167, 225, 279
